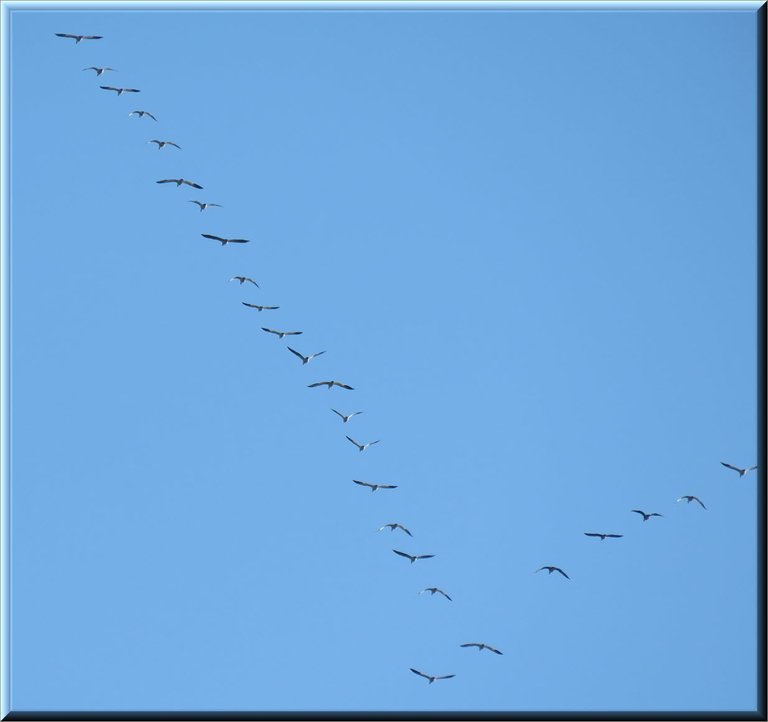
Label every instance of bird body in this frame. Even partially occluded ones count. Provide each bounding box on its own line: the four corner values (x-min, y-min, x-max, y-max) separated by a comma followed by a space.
410, 668, 455, 684
353, 480, 397, 493
56, 33, 102, 43
721, 462, 758, 478
332, 409, 363, 423
677, 495, 707, 510
100, 85, 140, 95
346, 436, 380, 452
631, 509, 663, 522
460, 642, 502, 655
393, 549, 435, 564
242, 302, 279, 312
191, 201, 222, 212
287, 347, 326, 365
262, 328, 302, 339
157, 178, 203, 189
584, 532, 623, 540
378, 523, 412, 536
536, 566, 570, 579
148, 140, 181, 150
308, 380, 353, 390
418, 587, 451, 601
229, 276, 258, 287
202, 234, 249, 245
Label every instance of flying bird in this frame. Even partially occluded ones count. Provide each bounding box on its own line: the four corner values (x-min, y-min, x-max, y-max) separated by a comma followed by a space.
242, 302, 279, 312
156, 178, 203, 189
128, 110, 157, 121
353, 480, 397, 493
261, 328, 302, 339
346, 436, 380, 452
536, 566, 570, 579
631, 509, 663, 522
202, 234, 249, 245
378, 523, 412, 536
100, 85, 140, 95
307, 380, 353, 390
584, 532, 623, 540
287, 347, 326, 365
720, 462, 758, 478
229, 276, 258, 287
331, 409, 362, 423
55, 33, 102, 43
418, 587, 451, 601
148, 140, 181, 150
460, 643, 503, 655
410, 668, 455, 684
393, 549, 435, 564
677, 495, 707, 510
190, 201, 222, 212
82, 66, 115, 76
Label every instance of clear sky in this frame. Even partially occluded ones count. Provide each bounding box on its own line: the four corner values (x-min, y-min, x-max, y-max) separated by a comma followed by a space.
4, 1, 762, 714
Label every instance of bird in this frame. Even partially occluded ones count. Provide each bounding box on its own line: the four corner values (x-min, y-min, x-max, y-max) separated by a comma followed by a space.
229, 276, 258, 287
190, 201, 222, 212
378, 523, 412, 536
100, 85, 140, 96
393, 549, 435, 564
331, 409, 363, 423
308, 380, 353, 390
631, 509, 663, 522
584, 532, 623, 540
156, 178, 203, 189
261, 328, 302, 339
418, 587, 451, 601
353, 480, 397, 493
677, 495, 707, 510
287, 347, 326, 365
536, 566, 570, 579
128, 110, 157, 121
720, 462, 758, 478
410, 668, 455, 684
148, 140, 181, 150
346, 436, 380, 452
55, 33, 102, 43
202, 234, 249, 245
241, 302, 279, 312
82, 66, 115, 76
460, 643, 503, 655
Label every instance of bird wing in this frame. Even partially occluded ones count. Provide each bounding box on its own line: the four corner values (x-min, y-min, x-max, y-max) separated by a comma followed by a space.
584, 533, 601, 538
146, 112, 157, 120
191, 202, 205, 208
353, 480, 372, 488
84, 35, 103, 39
749, 465, 758, 471
184, 181, 203, 189
440, 590, 452, 601
308, 351, 326, 360
416, 554, 435, 560
556, 568, 570, 579
227, 238, 250, 243
56, 33, 77, 38
202, 234, 225, 241
307, 382, 328, 388
331, 409, 345, 419
393, 549, 412, 559
650, 513, 663, 517
242, 302, 260, 308
287, 347, 307, 361
125, 88, 140, 92
489, 646, 503, 655
100, 86, 118, 91
334, 382, 354, 390
379, 484, 398, 489
168, 142, 181, 149
369, 440, 381, 446
721, 462, 741, 472
606, 534, 623, 538
410, 668, 429, 679
631, 510, 645, 516
436, 675, 456, 680
694, 498, 707, 509
460, 643, 479, 648
261, 328, 278, 335
156, 179, 176, 184
346, 436, 361, 448
399, 525, 413, 536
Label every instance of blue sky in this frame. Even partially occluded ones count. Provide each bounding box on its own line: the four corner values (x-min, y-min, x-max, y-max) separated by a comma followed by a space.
4, 1, 761, 714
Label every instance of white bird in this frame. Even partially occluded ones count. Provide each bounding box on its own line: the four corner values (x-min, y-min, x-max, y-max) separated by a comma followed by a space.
229, 276, 258, 287
128, 110, 157, 121
720, 462, 758, 478
584, 532, 623, 540
536, 566, 570, 579
82, 66, 115, 76
190, 201, 222, 212
410, 668, 455, 684
353, 480, 397, 493
331, 409, 363, 423
202, 234, 249, 245
308, 380, 353, 390
346, 436, 380, 452
393, 549, 435, 564
677, 495, 707, 510
55, 33, 102, 43
242, 302, 279, 312
460, 642, 503, 655
378, 523, 412, 536
418, 587, 451, 601
262, 328, 302, 339
148, 139, 181, 150
100, 85, 140, 95
157, 178, 203, 189
287, 347, 326, 365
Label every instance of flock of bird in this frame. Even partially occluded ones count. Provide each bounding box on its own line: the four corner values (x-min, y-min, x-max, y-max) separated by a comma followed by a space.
55, 30, 758, 692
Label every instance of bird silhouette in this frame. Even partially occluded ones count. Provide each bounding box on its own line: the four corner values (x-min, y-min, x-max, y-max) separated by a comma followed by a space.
345, 436, 380, 452
229, 276, 258, 287
393, 549, 435, 564
460, 642, 503, 655
353, 480, 397, 493
156, 178, 202, 189
307, 380, 353, 390
262, 328, 302, 339
378, 523, 412, 536
720, 462, 758, 478
418, 587, 451, 601
56, 33, 102, 43
536, 566, 570, 579
242, 302, 279, 312
148, 140, 181, 150
82, 66, 115, 76
100, 85, 140, 96
631, 510, 663, 522
129, 110, 157, 121
190, 201, 222, 212
202, 234, 249, 246
331, 409, 363, 423
287, 347, 325, 365
410, 668, 455, 684
584, 532, 623, 540
677, 495, 706, 510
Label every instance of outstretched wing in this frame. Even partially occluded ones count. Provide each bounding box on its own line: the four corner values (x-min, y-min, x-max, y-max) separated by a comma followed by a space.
398, 525, 413, 537
436, 675, 456, 680
334, 382, 354, 390
202, 234, 225, 242
287, 347, 307, 362
392, 549, 412, 560
584, 533, 602, 538
379, 484, 398, 489
353, 480, 372, 489
693, 497, 707, 509
410, 668, 429, 679
183, 180, 203, 189
346, 436, 361, 448
720, 462, 741, 472
307, 381, 328, 388
605, 534, 623, 538
460, 643, 479, 649
100, 86, 119, 91
555, 567, 570, 579
416, 554, 435, 560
